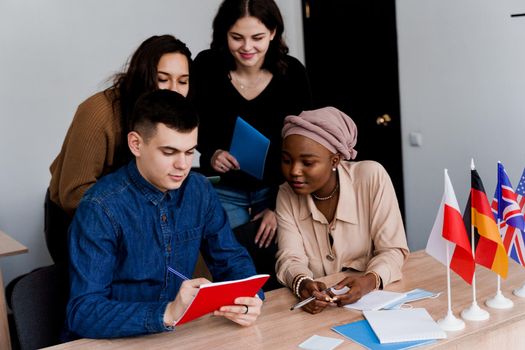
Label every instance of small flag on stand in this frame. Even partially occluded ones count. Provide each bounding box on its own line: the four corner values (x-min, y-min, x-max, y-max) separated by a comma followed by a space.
464, 167, 508, 278
492, 166, 525, 265
426, 170, 475, 284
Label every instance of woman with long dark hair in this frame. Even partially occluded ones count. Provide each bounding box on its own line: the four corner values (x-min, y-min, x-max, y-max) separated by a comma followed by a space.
190, 0, 312, 250
47, 35, 192, 265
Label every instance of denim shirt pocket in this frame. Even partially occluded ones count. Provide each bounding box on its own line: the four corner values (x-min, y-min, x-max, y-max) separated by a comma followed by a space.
170, 225, 205, 267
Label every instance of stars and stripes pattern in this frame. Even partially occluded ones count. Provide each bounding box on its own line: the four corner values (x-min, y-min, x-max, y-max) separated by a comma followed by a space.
492, 166, 525, 266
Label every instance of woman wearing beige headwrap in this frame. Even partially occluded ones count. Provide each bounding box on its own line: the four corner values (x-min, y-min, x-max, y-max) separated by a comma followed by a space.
275, 107, 409, 314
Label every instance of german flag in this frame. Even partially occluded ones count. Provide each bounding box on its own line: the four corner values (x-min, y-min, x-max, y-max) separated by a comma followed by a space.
463, 168, 508, 278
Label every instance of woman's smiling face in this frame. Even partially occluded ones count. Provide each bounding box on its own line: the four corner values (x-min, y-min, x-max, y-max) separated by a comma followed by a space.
227, 16, 275, 69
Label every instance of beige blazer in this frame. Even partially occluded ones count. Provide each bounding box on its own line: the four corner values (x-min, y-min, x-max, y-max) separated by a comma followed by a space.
275, 160, 409, 288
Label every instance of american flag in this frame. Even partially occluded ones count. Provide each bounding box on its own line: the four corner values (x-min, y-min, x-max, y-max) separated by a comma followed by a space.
492, 166, 525, 266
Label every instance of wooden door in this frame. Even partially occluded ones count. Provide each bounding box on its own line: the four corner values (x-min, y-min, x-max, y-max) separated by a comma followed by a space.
302, 0, 405, 217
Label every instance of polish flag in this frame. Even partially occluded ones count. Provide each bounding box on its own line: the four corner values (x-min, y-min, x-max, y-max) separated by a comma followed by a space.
426, 169, 475, 284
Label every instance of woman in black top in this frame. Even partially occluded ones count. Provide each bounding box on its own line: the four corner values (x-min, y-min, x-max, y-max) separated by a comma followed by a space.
190, 0, 312, 249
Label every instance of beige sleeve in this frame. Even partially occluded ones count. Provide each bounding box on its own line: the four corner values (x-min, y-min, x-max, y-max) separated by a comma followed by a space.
364, 162, 409, 286
275, 185, 313, 289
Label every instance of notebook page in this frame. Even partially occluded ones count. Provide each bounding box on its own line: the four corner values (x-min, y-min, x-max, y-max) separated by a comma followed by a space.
344, 290, 407, 311
363, 308, 447, 344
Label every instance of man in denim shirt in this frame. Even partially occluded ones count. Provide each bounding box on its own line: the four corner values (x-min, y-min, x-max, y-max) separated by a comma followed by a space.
66, 90, 263, 339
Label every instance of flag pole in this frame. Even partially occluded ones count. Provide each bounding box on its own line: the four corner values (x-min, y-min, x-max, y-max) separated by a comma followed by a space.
512, 227, 525, 297
437, 240, 465, 331
512, 229, 525, 297
486, 218, 513, 309
461, 158, 490, 321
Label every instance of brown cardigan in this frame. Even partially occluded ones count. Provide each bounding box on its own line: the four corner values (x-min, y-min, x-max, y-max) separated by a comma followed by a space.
49, 90, 122, 215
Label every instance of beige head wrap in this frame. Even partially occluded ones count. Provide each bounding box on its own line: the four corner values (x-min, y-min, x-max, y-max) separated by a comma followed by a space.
282, 107, 358, 160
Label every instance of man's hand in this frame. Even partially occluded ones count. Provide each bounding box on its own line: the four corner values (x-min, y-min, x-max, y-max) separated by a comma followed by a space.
163, 278, 210, 327
213, 295, 263, 326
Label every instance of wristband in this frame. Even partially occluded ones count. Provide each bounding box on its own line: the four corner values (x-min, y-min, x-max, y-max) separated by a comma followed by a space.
366, 271, 381, 290
293, 275, 305, 298
294, 275, 312, 298
292, 274, 303, 290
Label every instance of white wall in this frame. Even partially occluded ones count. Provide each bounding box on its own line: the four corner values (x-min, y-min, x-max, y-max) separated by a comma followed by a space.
397, 0, 525, 250
0, 0, 303, 287
3, 0, 524, 289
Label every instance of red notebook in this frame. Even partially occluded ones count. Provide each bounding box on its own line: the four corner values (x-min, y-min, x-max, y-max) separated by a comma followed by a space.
176, 274, 270, 325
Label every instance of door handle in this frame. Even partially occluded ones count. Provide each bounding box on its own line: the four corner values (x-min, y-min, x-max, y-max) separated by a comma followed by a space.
376, 114, 391, 126
304, 0, 311, 19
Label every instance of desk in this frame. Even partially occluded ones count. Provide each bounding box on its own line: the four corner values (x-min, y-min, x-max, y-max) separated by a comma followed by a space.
0, 230, 28, 350
46, 251, 525, 349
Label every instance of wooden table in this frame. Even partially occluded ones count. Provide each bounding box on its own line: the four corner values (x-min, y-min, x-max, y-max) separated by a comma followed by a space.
45, 250, 525, 349
0, 230, 28, 350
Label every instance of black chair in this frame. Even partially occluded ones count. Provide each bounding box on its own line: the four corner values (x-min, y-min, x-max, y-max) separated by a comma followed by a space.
233, 219, 282, 291
44, 188, 71, 267
9, 264, 69, 350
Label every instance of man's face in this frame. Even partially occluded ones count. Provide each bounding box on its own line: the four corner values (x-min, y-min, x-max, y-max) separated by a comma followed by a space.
131, 123, 197, 192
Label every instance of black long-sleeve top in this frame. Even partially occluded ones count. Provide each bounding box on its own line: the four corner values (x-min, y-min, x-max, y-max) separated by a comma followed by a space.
190, 49, 313, 195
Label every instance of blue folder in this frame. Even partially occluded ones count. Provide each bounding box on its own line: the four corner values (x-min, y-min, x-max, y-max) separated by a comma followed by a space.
229, 117, 270, 180
332, 320, 435, 350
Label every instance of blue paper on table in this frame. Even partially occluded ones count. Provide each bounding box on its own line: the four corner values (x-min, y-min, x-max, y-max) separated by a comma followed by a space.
383, 289, 440, 310
332, 320, 435, 350
229, 117, 270, 180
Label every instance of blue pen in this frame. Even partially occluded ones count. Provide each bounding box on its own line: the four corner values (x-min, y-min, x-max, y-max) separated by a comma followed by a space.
167, 266, 189, 281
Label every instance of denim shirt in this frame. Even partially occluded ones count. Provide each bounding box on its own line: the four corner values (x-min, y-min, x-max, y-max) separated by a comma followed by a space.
66, 161, 260, 339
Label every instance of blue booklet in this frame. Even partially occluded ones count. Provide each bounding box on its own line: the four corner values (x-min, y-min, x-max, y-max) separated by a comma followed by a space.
332, 320, 435, 350
229, 116, 270, 180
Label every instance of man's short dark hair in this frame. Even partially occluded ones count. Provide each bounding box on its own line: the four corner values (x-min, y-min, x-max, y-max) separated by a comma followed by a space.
131, 90, 199, 142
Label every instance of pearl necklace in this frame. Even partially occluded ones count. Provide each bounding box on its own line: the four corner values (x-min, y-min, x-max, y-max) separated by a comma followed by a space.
312, 181, 339, 201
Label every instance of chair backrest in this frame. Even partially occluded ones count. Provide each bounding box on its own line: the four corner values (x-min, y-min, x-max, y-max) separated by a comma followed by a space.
44, 188, 71, 266
10, 265, 69, 350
